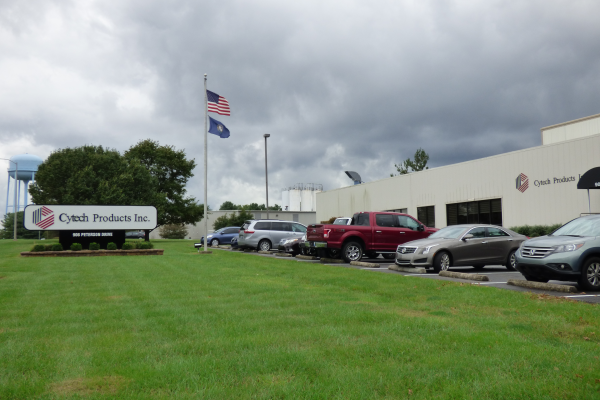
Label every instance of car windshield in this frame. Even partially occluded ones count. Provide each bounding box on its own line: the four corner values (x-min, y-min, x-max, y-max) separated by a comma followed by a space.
428, 226, 467, 239
551, 218, 600, 237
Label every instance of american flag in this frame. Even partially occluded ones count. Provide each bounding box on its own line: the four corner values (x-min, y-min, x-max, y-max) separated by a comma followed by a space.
516, 173, 529, 193
207, 90, 230, 116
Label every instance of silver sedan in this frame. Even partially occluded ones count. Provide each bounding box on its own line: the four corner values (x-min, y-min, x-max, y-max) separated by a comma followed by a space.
395, 225, 527, 272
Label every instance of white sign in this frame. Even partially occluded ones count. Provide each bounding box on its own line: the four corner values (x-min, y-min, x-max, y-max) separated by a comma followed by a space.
23, 205, 157, 231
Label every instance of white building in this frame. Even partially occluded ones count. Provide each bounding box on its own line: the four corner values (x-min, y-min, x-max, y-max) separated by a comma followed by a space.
315, 113, 600, 229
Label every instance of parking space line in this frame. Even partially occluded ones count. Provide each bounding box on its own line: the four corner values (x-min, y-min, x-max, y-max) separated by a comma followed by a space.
563, 294, 600, 298
470, 282, 507, 285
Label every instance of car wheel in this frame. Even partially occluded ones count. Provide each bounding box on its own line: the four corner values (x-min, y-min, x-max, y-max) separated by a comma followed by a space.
433, 251, 451, 273
382, 254, 396, 260
579, 257, 600, 291
258, 239, 272, 252
211, 239, 220, 247
472, 265, 485, 270
327, 249, 341, 259
342, 241, 363, 263
506, 250, 517, 271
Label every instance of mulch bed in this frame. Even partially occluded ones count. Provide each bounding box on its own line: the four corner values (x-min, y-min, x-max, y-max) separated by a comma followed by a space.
21, 249, 164, 257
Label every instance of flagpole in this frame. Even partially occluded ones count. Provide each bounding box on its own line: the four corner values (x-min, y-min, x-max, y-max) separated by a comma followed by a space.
204, 73, 208, 252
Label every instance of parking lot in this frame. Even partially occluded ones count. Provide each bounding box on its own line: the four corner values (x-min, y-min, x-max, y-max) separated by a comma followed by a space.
227, 248, 600, 304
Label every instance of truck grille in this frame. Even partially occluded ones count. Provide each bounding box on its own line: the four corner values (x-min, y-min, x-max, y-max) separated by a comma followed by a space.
397, 246, 418, 254
520, 246, 554, 258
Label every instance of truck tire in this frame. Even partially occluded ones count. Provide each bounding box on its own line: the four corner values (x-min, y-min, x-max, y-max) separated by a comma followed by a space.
327, 249, 341, 259
342, 241, 363, 263
382, 254, 396, 260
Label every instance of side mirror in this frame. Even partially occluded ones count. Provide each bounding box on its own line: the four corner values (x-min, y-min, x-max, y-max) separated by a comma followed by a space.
462, 234, 474, 241
417, 225, 425, 232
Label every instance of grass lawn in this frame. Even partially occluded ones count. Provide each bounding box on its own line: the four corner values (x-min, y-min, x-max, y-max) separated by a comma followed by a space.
1, 239, 599, 399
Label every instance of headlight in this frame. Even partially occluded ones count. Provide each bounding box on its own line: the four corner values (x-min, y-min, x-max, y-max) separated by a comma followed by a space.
421, 244, 439, 254
553, 243, 584, 253
285, 238, 299, 244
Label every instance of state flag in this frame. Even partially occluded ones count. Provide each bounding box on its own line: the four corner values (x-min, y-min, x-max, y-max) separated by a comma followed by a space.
208, 116, 230, 138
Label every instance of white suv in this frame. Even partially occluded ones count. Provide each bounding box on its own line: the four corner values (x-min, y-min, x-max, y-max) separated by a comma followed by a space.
238, 220, 307, 251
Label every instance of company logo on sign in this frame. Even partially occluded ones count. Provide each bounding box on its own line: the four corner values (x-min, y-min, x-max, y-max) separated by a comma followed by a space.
32, 206, 54, 229
516, 173, 529, 193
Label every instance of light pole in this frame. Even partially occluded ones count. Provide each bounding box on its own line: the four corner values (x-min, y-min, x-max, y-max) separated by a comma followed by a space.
263, 134, 270, 220
1, 158, 18, 240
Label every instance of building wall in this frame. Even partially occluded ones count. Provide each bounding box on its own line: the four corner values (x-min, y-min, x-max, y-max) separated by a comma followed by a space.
316, 134, 600, 228
542, 113, 600, 145
149, 210, 317, 240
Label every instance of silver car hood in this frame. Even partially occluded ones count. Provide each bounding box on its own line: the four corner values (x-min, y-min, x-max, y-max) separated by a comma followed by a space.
523, 235, 587, 247
400, 238, 456, 247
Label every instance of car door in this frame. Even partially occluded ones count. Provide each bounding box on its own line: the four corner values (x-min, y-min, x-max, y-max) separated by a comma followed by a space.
450, 227, 490, 265
374, 214, 399, 251
396, 215, 424, 244
485, 227, 514, 263
221, 228, 238, 244
292, 223, 307, 238
270, 222, 291, 244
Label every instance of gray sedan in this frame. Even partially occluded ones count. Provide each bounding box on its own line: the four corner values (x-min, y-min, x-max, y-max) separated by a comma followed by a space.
395, 225, 527, 272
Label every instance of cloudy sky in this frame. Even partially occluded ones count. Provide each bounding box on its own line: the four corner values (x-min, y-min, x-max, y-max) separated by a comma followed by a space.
1, 0, 600, 216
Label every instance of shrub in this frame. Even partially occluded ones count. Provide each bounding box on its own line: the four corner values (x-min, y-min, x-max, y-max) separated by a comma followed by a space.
159, 224, 188, 239
51, 244, 63, 251
70, 243, 82, 251
136, 241, 154, 250
44, 244, 54, 251
122, 242, 134, 250
509, 224, 563, 238
321, 216, 340, 224
31, 244, 46, 252
89, 242, 100, 250
107, 242, 118, 250
213, 210, 255, 231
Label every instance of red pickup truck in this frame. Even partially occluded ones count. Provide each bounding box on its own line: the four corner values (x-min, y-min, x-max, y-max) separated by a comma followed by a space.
304, 211, 438, 262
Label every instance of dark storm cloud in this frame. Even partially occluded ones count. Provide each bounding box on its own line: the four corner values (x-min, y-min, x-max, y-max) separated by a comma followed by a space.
2, 0, 600, 213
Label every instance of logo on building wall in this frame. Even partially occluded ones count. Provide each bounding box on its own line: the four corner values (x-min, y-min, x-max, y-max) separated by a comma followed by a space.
32, 206, 54, 229
516, 173, 529, 193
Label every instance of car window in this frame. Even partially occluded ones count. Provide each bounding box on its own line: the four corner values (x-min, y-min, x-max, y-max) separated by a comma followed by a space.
292, 224, 306, 233
429, 226, 467, 239
376, 214, 398, 227
487, 227, 509, 237
281, 222, 293, 231
241, 221, 251, 230
223, 228, 238, 234
254, 222, 271, 230
398, 216, 420, 230
552, 217, 600, 237
353, 214, 370, 226
466, 227, 486, 238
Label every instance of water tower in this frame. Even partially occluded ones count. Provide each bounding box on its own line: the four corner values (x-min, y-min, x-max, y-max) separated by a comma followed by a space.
5, 154, 44, 215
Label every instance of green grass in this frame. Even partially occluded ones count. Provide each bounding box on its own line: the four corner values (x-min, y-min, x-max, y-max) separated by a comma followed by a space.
1, 239, 599, 399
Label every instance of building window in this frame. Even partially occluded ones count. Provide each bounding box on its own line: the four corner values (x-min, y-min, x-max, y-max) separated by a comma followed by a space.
446, 199, 502, 226
417, 206, 435, 227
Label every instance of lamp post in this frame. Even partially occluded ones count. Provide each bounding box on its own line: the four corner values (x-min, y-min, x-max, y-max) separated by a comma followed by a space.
263, 134, 270, 220
1, 158, 18, 240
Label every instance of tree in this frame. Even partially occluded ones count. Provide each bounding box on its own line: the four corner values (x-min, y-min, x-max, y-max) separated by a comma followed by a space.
391, 148, 430, 176
125, 139, 204, 227
0, 212, 39, 239
219, 201, 238, 210
158, 224, 189, 239
213, 210, 255, 230
30, 145, 156, 206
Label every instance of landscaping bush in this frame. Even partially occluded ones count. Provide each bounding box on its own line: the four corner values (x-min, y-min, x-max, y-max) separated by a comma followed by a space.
31, 244, 46, 252
51, 244, 63, 251
107, 242, 118, 250
159, 224, 188, 239
509, 224, 563, 238
136, 241, 154, 250
70, 243, 83, 251
89, 242, 100, 251
122, 242, 134, 250
44, 244, 54, 251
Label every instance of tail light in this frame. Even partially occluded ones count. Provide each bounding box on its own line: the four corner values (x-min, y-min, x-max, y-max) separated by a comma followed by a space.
244, 230, 255, 234
324, 229, 331, 239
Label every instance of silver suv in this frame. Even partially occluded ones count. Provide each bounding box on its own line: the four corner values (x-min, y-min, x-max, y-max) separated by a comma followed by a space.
515, 214, 600, 291
238, 220, 307, 251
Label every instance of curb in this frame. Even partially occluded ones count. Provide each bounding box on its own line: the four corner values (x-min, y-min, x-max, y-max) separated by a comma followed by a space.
296, 255, 318, 260
275, 253, 292, 257
388, 265, 427, 274
507, 279, 577, 293
350, 261, 380, 268
320, 257, 344, 264
257, 251, 272, 255
439, 271, 489, 282
21, 249, 164, 257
